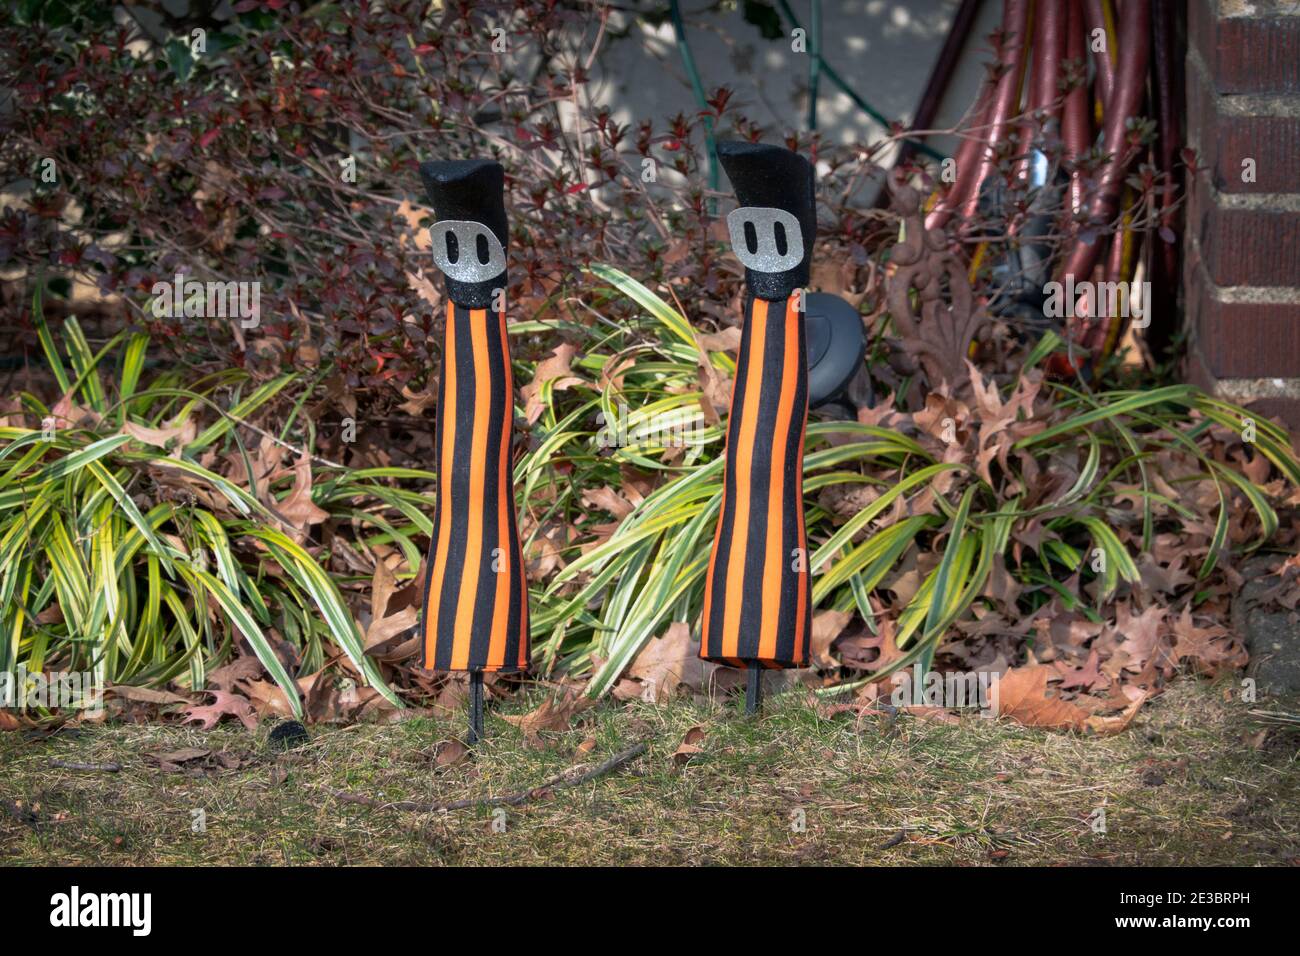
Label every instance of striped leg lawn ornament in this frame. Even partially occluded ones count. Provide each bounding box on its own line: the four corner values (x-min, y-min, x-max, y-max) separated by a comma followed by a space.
417, 160, 529, 744
701, 141, 817, 714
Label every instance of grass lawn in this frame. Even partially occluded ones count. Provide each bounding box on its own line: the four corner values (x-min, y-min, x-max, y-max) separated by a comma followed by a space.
2, 679, 1297, 866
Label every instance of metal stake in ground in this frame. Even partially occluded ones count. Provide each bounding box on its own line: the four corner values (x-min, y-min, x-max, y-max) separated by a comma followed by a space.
468, 672, 485, 744
415, 160, 531, 745
699, 142, 819, 712
745, 663, 763, 716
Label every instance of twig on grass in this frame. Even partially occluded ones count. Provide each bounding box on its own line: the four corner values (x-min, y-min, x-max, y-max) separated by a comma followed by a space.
330, 740, 650, 813
49, 759, 123, 773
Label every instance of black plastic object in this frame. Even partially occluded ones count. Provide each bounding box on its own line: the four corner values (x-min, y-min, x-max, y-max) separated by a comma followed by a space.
716, 140, 817, 301
976, 151, 1063, 343
267, 720, 309, 751
804, 292, 867, 408
419, 159, 509, 309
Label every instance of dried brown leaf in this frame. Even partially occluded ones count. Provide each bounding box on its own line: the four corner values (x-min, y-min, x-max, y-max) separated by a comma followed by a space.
181, 690, 258, 731
502, 692, 595, 740
278, 456, 330, 530
672, 725, 706, 765
626, 622, 702, 701
522, 344, 584, 424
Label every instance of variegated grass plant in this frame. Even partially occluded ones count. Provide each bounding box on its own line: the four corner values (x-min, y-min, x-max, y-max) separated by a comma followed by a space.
4, 274, 1297, 714
531, 268, 1300, 698
1, 292, 408, 718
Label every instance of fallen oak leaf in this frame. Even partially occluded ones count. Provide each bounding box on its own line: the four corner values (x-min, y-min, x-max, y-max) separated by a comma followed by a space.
598, 353, 636, 392
277, 456, 330, 530
366, 607, 417, 648
181, 690, 258, 731
372, 630, 420, 663
1111, 604, 1168, 674
810, 609, 853, 669
1058, 648, 1106, 691
914, 391, 972, 447
393, 198, 433, 249
695, 353, 733, 424
206, 655, 265, 691
369, 557, 399, 623
225, 434, 288, 490
366, 559, 422, 655
626, 621, 704, 702
397, 382, 437, 416
1083, 690, 1149, 736
365, 558, 418, 646
433, 738, 470, 769
49, 391, 101, 430
522, 344, 584, 425
501, 691, 595, 741
1169, 606, 1245, 676
611, 678, 645, 702
121, 415, 197, 453
698, 326, 742, 352
580, 485, 635, 519
524, 521, 569, 581
994, 664, 1099, 731
836, 617, 909, 673
238, 678, 297, 719
672, 726, 707, 766
406, 270, 441, 309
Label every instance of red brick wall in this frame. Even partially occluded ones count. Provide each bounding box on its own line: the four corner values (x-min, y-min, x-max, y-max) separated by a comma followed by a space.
1185, 0, 1300, 430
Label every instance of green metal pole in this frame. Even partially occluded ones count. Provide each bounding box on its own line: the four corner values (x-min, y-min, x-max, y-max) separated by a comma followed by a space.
669, 0, 719, 197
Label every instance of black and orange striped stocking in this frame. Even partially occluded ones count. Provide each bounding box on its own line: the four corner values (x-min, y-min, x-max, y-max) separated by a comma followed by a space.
420, 300, 529, 674
415, 159, 529, 743
701, 292, 811, 670
700, 141, 818, 703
